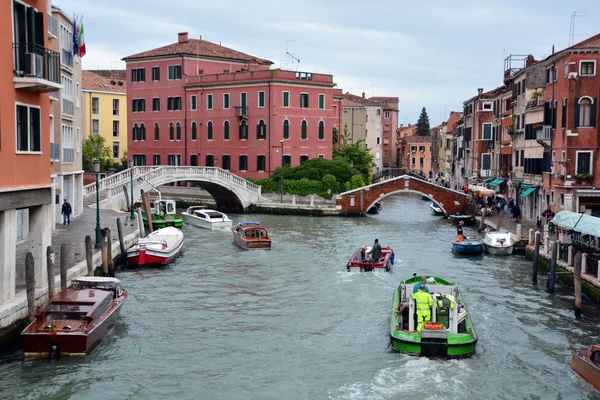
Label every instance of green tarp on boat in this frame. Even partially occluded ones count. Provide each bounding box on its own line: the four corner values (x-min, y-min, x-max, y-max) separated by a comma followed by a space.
552, 211, 600, 237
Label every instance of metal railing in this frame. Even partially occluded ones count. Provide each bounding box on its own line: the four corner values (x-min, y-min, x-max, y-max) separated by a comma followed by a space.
537, 125, 552, 141
235, 105, 248, 118
12, 42, 61, 84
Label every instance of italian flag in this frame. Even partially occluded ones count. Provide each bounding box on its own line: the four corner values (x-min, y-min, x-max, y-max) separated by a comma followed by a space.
78, 22, 86, 58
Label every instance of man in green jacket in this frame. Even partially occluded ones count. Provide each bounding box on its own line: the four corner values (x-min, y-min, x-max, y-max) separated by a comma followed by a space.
411, 284, 433, 332
367, 238, 382, 263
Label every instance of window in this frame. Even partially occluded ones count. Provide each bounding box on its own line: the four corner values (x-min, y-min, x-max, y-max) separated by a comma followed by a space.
59, 24, 73, 68
207, 121, 213, 140
239, 155, 248, 171
132, 123, 138, 141
283, 155, 291, 166
139, 123, 146, 140
561, 98, 567, 128
384, 111, 390, 119
132, 99, 146, 112
191, 122, 197, 140
190, 155, 198, 166
257, 155, 266, 171
383, 149, 389, 158
168, 65, 182, 80
318, 94, 325, 109
152, 66, 160, 81
376, 136, 381, 145
411, 145, 417, 152
564, 62, 569, 77
91, 97, 99, 114
483, 102, 493, 111
113, 121, 119, 137
576, 151, 592, 174
153, 98, 160, 111
257, 120, 266, 140
300, 155, 309, 164
76, 128, 80, 152
419, 157, 424, 165
191, 95, 197, 111
224, 121, 230, 140
222, 155, 231, 170
132, 154, 146, 166
300, 93, 309, 108
318, 121, 325, 140
301, 120, 307, 140
206, 94, 213, 110
169, 122, 174, 140
112, 99, 119, 116
168, 154, 177, 166
223, 94, 230, 109
419, 146, 425, 152
76, 83, 80, 108
482, 123, 492, 140
258, 92, 265, 108
580, 61, 596, 76
411, 157, 416, 165
167, 97, 181, 111
283, 120, 289, 139
551, 191, 555, 204
131, 68, 145, 82
239, 120, 248, 140
153, 154, 161, 165
481, 153, 491, 170
91, 119, 99, 136
377, 109, 381, 116
240, 92, 247, 107
577, 98, 595, 127
112, 142, 120, 158
283, 91, 290, 107
154, 123, 160, 140
61, 125, 74, 163
176, 122, 181, 140
205, 155, 215, 167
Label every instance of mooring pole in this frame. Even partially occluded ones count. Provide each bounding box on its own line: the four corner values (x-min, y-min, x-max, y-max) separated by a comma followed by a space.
532, 231, 541, 284
574, 252, 582, 319
548, 240, 559, 294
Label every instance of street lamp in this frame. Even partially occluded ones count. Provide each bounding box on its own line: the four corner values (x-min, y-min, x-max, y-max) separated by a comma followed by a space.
93, 159, 101, 249
129, 158, 135, 220
280, 139, 284, 203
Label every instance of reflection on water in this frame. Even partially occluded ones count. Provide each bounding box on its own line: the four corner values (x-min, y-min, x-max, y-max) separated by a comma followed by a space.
1, 193, 599, 400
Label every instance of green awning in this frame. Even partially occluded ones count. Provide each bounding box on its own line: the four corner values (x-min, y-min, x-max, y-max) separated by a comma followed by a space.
552, 211, 600, 237
488, 178, 505, 188
520, 187, 537, 199
482, 177, 494, 183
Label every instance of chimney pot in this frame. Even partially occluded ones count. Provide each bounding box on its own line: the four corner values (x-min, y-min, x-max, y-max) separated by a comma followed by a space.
477, 88, 484, 95
178, 32, 189, 43
362, 92, 365, 98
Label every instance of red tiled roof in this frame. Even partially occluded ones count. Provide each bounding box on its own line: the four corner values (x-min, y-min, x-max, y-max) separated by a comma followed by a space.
343, 93, 368, 105
571, 33, 600, 50
82, 70, 127, 93
342, 98, 366, 107
405, 135, 433, 144
123, 38, 273, 65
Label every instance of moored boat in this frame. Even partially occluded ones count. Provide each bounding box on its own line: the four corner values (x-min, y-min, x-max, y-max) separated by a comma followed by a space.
346, 246, 395, 272
141, 197, 183, 230
571, 345, 600, 392
452, 238, 484, 254
21, 277, 127, 358
390, 276, 477, 358
232, 222, 271, 250
367, 201, 383, 215
181, 206, 233, 230
126, 226, 184, 266
430, 202, 444, 216
482, 231, 514, 255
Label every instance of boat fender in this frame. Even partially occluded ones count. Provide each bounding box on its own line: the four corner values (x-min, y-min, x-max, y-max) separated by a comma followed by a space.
423, 322, 445, 330
49, 345, 60, 360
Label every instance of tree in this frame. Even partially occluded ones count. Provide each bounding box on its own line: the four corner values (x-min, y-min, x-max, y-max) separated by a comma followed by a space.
82, 136, 112, 172
416, 107, 431, 136
333, 137, 375, 184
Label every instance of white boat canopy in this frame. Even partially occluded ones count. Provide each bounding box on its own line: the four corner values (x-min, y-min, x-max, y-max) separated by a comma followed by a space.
468, 185, 495, 195
552, 211, 600, 237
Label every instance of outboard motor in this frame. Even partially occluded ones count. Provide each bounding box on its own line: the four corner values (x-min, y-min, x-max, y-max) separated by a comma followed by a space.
49, 345, 60, 360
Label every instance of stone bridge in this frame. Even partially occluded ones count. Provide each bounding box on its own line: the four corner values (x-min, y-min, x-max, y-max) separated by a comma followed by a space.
84, 166, 263, 211
336, 175, 469, 216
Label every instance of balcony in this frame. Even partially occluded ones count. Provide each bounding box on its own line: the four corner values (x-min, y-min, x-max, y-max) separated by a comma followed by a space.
13, 42, 61, 92
536, 125, 552, 146
235, 105, 248, 118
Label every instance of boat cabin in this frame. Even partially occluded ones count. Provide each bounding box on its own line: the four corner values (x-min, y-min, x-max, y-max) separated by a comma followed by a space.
150, 199, 177, 216
71, 277, 124, 299
236, 222, 269, 239
194, 210, 226, 220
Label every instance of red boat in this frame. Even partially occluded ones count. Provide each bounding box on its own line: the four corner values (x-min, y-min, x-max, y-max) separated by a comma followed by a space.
126, 226, 184, 266
21, 277, 127, 357
572, 345, 600, 392
346, 246, 395, 272
232, 222, 271, 250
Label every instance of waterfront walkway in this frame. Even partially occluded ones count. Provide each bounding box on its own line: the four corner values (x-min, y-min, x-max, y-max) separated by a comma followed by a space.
474, 210, 537, 240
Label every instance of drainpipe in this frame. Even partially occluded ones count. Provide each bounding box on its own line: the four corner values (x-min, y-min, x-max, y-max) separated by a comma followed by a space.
268, 81, 272, 175
183, 56, 187, 166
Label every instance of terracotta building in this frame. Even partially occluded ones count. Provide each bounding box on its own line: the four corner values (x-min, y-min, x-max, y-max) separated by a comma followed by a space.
123, 32, 343, 179
398, 134, 433, 175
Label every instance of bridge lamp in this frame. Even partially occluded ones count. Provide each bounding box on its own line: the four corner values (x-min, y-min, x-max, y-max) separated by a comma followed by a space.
93, 159, 101, 249
280, 139, 284, 203
129, 158, 135, 220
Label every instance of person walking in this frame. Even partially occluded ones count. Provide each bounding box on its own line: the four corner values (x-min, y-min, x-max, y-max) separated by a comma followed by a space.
61, 199, 72, 227
411, 284, 433, 332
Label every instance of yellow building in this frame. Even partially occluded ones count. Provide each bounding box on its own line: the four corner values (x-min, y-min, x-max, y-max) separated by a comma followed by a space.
82, 70, 127, 163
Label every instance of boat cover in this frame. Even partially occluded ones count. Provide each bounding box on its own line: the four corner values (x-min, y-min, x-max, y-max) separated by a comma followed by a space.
552, 211, 600, 237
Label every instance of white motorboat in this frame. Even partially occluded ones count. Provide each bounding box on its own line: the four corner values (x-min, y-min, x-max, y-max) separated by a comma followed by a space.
181, 206, 233, 230
126, 226, 184, 266
430, 202, 444, 216
482, 231, 514, 255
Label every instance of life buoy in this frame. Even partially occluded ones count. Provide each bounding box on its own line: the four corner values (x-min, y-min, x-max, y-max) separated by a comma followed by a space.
423, 322, 445, 330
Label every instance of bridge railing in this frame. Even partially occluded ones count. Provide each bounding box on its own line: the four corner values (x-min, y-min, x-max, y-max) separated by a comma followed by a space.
84, 166, 154, 197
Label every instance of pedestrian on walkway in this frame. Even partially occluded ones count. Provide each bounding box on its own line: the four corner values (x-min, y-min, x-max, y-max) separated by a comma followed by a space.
513, 204, 522, 222
61, 199, 72, 227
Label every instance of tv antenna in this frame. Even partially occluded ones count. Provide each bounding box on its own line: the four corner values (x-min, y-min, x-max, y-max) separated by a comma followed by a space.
286, 51, 300, 71
569, 11, 587, 46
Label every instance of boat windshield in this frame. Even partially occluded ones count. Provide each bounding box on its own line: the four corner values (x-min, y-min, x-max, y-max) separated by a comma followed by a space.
45, 303, 93, 320
205, 212, 224, 218
71, 280, 118, 291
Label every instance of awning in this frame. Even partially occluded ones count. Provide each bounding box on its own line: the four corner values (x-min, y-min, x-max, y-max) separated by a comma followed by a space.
488, 178, 506, 188
482, 177, 494, 183
552, 211, 600, 237
468, 185, 495, 194
520, 187, 537, 199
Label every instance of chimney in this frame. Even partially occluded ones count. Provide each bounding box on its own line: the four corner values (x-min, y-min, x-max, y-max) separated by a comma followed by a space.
526, 55, 535, 67
362, 92, 365, 98
400, 124, 404, 129
477, 88, 483, 95
178, 32, 189, 43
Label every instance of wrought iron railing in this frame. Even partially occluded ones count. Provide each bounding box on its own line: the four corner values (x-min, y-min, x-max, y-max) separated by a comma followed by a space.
235, 105, 248, 118
13, 42, 61, 84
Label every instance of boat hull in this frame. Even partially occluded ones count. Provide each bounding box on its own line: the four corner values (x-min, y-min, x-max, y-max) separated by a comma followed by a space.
347, 247, 394, 272
571, 349, 600, 392
232, 236, 271, 250
390, 335, 477, 358
126, 228, 184, 267
452, 242, 483, 254
182, 213, 232, 230
483, 243, 514, 255
449, 215, 474, 226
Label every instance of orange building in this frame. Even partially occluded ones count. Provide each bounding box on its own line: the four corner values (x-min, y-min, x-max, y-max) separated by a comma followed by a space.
0, 0, 60, 305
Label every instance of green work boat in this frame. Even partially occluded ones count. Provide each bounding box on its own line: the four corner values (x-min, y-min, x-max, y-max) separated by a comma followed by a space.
141, 198, 183, 230
390, 276, 477, 358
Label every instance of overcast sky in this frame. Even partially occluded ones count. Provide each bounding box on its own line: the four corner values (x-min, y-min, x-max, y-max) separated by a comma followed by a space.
58, 0, 599, 126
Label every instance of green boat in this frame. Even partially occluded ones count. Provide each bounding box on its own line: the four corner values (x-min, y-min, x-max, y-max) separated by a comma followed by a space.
390, 276, 477, 358
141, 198, 183, 230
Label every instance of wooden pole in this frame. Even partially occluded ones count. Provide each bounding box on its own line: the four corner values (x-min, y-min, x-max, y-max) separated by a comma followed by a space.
574, 252, 582, 319
46, 246, 56, 298
532, 231, 540, 284
478, 207, 487, 232
548, 240, 559, 294
136, 207, 146, 237
122, 184, 130, 212
141, 189, 153, 233
106, 227, 114, 277
100, 228, 108, 276
85, 235, 94, 276
25, 252, 36, 321
60, 243, 68, 291
116, 217, 127, 268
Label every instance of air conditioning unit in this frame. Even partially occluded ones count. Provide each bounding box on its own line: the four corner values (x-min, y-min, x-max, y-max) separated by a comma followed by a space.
568, 72, 578, 80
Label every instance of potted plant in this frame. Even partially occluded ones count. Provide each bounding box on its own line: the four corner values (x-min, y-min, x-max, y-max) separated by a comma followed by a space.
575, 173, 593, 183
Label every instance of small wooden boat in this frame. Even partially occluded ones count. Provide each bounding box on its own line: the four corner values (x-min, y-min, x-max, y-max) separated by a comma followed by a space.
449, 214, 474, 226
232, 222, 271, 250
452, 238, 484, 254
181, 206, 232, 230
390, 276, 477, 358
571, 345, 600, 392
21, 277, 127, 358
482, 231, 514, 255
126, 226, 184, 266
347, 246, 395, 272
367, 201, 383, 215
141, 197, 183, 230
430, 202, 444, 216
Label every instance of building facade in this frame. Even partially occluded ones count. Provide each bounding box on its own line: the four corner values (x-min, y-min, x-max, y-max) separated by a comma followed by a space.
341, 96, 367, 144
124, 32, 343, 179
437, 112, 462, 176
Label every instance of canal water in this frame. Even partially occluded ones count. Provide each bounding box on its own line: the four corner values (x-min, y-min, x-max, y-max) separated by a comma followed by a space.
1, 194, 600, 400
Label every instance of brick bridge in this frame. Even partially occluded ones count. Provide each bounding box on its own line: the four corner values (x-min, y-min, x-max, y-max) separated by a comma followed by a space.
336, 175, 469, 216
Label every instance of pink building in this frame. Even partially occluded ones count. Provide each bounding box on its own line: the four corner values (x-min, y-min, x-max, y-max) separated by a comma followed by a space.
123, 32, 343, 178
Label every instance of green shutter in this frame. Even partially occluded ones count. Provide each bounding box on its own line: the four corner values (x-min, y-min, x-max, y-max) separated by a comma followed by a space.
592, 98, 598, 128
224, 121, 230, 140
224, 94, 229, 109
319, 95, 324, 109
574, 97, 580, 128
259, 92, 265, 107
283, 92, 289, 107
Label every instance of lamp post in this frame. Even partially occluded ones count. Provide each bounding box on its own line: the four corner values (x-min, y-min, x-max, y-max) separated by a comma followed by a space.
280, 139, 284, 203
129, 158, 135, 220
93, 159, 101, 249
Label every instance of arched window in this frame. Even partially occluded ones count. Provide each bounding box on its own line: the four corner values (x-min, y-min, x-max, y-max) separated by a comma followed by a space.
257, 120, 266, 140
301, 120, 307, 140
207, 121, 213, 140
283, 119, 289, 140
132, 123, 139, 141
154, 123, 160, 141
191, 122, 197, 141
169, 122, 174, 141
140, 123, 146, 141
239, 120, 248, 140
577, 97, 595, 128
318, 121, 324, 140
224, 121, 230, 140
176, 122, 181, 140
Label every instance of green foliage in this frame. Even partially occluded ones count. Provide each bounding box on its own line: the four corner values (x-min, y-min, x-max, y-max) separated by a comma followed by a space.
416, 107, 431, 136
82, 136, 112, 171
345, 175, 366, 191
322, 174, 337, 194
270, 158, 352, 184
575, 173, 593, 180
333, 139, 374, 184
